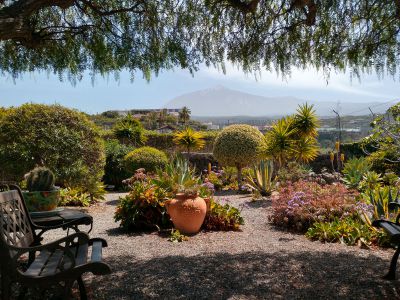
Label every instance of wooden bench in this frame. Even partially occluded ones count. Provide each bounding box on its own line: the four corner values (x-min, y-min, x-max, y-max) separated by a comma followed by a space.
0, 185, 111, 299
373, 200, 400, 280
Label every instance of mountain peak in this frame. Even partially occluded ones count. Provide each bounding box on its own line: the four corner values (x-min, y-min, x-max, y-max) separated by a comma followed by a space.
164, 87, 391, 117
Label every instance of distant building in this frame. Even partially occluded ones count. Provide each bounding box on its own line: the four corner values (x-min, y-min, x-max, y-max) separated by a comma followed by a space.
130, 108, 181, 114
202, 122, 220, 130
317, 127, 361, 133
155, 125, 176, 134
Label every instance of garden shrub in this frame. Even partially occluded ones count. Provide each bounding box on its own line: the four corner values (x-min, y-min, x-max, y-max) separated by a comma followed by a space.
341, 141, 373, 158
145, 131, 177, 150
270, 180, 357, 232
306, 217, 387, 246
367, 150, 400, 175
59, 187, 92, 207
207, 172, 223, 191
202, 198, 244, 231
342, 157, 371, 189
275, 161, 310, 184
103, 140, 134, 189
114, 180, 172, 230
0, 104, 105, 198
213, 124, 265, 186
124, 146, 168, 174
145, 131, 217, 152
113, 114, 147, 146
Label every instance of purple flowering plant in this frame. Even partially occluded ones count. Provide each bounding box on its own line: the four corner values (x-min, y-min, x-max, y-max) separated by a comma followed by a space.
270, 180, 359, 232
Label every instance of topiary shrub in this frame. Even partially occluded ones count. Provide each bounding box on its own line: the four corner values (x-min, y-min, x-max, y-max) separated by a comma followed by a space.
213, 124, 265, 187
0, 104, 105, 198
124, 146, 168, 174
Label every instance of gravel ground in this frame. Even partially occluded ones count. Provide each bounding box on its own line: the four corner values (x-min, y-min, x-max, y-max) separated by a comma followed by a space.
41, 192, 400, 299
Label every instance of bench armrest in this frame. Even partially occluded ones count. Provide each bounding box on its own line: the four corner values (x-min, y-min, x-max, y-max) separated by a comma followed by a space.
9, 231, 89, 255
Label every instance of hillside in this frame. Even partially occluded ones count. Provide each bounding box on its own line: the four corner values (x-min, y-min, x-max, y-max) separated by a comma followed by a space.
165, 86, 392, 117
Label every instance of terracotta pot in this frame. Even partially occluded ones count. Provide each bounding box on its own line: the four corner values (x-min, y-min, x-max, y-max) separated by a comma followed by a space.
165, 193, 207, 234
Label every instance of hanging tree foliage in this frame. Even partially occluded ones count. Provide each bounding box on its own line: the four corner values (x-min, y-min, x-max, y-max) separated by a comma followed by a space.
0, 1, 400, 81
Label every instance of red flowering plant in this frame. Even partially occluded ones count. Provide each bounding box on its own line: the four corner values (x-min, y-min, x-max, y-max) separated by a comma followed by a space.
270, 180, 358, 232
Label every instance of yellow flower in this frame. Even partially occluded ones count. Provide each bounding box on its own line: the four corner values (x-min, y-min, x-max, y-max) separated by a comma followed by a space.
340, 153, 345, 162
330, 152, 335, 162
335, 141, 340, 152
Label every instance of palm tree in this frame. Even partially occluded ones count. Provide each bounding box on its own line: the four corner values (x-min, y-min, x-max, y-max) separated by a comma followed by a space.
265, 117, 297, 167
173, 127, 205, 154
292, 136, 319, 163
113, 114, 147, 146
292, 103, 320, 137
179, 106, 191, 125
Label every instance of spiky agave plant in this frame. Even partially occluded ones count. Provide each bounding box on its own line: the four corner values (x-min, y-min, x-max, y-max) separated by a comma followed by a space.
245, 159, 274, 197
173, 127, 205, 154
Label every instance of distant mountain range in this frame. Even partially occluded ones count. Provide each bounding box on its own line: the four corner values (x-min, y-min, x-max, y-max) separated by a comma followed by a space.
164, 86, 392, 117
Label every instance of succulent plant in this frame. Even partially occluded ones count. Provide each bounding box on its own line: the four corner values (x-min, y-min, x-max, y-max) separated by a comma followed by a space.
25, 167, 55, 191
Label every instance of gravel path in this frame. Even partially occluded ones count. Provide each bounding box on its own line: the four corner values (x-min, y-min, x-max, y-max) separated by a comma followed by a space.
43, 193, 400, 299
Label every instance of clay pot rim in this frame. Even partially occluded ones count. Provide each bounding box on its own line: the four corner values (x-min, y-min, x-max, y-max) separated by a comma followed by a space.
175, 192, 199, 200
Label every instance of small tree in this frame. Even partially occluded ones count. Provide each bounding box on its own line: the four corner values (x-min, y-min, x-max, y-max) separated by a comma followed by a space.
173, 127, 205, 154
213, 124, 265, 188
113, 114, 147, 146
265, 103, 319, 167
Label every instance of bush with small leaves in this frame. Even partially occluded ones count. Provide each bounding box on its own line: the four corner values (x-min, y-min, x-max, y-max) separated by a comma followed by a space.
124, 146, 168, 174
213, 124, 265, 187
0, 104, 105, 198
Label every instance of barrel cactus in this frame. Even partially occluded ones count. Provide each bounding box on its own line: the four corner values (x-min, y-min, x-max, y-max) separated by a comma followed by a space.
25, 167, 55, 191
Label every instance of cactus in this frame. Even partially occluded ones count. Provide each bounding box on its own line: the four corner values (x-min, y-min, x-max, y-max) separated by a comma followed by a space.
245, 159, 274, 197
25, 167, 55, 191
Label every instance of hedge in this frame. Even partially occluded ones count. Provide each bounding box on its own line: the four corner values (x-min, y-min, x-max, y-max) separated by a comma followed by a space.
145, 130, 217, 152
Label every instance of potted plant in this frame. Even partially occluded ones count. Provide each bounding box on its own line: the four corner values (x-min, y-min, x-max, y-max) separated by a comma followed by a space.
162, 158, 207, 234
165, 184, 207, 235
23, 167, 59, 212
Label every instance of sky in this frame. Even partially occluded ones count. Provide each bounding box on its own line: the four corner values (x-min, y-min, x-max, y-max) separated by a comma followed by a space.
0, 63, 399, 114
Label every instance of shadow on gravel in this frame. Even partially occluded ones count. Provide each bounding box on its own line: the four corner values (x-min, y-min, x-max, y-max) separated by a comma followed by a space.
214, 190, 250, 198
106, 227, 158, 237
92, 251, 400, 299
244, 199, 272, 209
105, 199, 120, 206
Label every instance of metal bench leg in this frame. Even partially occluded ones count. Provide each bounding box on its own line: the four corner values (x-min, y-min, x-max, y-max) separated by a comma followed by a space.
62, 280, 73, 300
77, 276, 88, 300
1, 277, 11, 300
384, 246, 400, 280
17, 286, 27, 300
